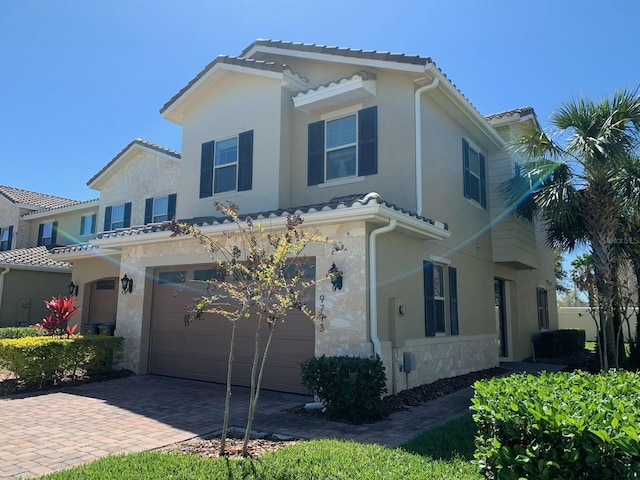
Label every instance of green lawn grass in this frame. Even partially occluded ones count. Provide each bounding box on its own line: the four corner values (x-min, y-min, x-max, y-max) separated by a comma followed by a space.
39, 417, 481, 480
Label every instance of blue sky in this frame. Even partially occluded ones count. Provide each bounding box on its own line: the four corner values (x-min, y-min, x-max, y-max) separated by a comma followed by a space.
1, 0, 638, 201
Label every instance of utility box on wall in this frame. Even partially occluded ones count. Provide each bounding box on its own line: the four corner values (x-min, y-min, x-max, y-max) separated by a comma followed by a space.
403, 351, 416, 373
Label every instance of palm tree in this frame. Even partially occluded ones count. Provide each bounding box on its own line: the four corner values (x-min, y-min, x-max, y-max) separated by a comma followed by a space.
501, 88, 640, 370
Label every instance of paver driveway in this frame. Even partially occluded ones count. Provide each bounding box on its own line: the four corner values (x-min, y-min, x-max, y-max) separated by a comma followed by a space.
0, 375, 311, 479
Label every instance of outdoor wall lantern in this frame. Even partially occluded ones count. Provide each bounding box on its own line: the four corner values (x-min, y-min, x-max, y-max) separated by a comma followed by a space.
120, 274, 133, 294
68, 281, 78, 297
328, 262, 343, 291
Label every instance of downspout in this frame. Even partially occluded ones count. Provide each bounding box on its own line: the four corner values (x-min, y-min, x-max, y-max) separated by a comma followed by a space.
369, 219, 397, 358
415, 71, 439, 217
0, 267, 10, 317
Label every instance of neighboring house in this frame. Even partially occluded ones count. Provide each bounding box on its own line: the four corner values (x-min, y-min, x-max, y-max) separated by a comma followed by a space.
0, 186, 98, 326
51, 40, 558, 394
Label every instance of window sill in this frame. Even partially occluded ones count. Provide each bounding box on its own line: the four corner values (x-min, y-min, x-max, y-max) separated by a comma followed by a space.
318, 176, 365, 189
209, 191, 243, 199
466, 198, 486, 210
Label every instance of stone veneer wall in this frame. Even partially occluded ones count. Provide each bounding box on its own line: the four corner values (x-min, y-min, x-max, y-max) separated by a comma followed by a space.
392, 335, 499, 393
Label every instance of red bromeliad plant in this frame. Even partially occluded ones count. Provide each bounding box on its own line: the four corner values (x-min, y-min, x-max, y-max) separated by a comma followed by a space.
34, 295, 79, 336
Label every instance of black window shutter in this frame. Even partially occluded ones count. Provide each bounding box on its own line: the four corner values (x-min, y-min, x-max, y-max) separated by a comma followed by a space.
90, 214, 96, 234
167, 194, 177, 220
479, 153, 487, 208
37, 223, 44, 246
104, 206, 112, 231
51, 221, 58, 245
449, 266, 459, 335
308, 120, 324, 186
423, 261, 435, 337
238, 130, 253, 191
200, 140, 215, 198
7, 225, 12, 250
144, 198, 153, 224
80, 216, 85, 235
462, 139, 470, 199
123, 202, 132, 228
358, 106, 378, 176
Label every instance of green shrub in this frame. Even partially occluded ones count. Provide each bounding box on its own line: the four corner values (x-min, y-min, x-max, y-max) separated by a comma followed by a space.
0, 327, 46, 339
539, 329, 586, 357
0, 335, 124, 386
300, 354, 388, 424
472, 370, 640, 479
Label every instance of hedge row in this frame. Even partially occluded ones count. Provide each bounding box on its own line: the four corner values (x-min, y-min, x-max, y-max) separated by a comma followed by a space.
0, 327, 47, 339
539, 328, 586, 357
472, 370, 640, 479
0, 335, 124, 387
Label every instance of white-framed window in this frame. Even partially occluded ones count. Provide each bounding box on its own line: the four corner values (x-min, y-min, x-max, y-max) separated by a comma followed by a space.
537, 287, 550, 329
325, 113, 357, 181
110, 204, 125, 229
307, 106, 377, 186
433, 264, 446, 334
144, 194, 176, 224
153, 196, 169, 222
80, 214, 96, 236
199, 131, 253, 198
38, 222, 57, 247
0, 226, 12, 251
462, 138, 486, 208
214, 137, 238, 194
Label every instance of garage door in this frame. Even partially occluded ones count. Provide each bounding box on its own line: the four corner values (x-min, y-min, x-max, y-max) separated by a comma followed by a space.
149, 262, 316, 394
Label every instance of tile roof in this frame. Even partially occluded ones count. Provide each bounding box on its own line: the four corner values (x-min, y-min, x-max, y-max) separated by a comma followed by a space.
0, 246, 71, 270
87, 139, 181, 186
50, 244, 100, 255
22, 197, 100, 217
485, 106, 536, 120
293, 70, 376, 99
240, 39, 432, 66
90, 192, 448, 242
160, 55, 307, 114
0, 186, 79, 210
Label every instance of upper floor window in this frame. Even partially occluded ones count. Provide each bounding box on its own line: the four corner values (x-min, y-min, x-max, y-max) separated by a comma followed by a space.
145, 194, 177, 224
80, 214, 96, 236
462, 138, 486, 208
38, 222, 58, 247
308, 106, 377, 186
103, 202, 131, 231
536, 287, 550, 329
423, 261, 459, 337
200, 130, 253, 198
0, 226, 13, 251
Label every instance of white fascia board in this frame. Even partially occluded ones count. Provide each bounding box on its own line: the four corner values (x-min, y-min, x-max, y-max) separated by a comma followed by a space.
22, 200, 100, 220
0, 264, 71, 273
91, 205, 450, 250
49, 247, 120, 261
162, 63, 285, 123
433, 70, 505, 149
293, 77, 376, 113
243, 45, 427, 74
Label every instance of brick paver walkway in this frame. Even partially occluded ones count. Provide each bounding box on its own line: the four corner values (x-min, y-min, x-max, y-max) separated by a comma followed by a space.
0, 362, 562, 479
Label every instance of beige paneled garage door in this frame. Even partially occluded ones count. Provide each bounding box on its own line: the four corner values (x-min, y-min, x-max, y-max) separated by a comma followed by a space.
149, 263, 316, 394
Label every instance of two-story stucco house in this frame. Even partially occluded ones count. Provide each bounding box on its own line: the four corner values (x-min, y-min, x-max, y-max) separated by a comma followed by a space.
0, 186, 99, 326
52, 40, 558, 394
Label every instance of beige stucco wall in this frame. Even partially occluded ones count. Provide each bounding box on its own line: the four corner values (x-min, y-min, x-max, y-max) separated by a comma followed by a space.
177, 72, 283, 218
288, 67, 418, 212
0, 199, 25, 250
96, 149, 180, 230
0, 268, 71, 327
26, 205, 99, 247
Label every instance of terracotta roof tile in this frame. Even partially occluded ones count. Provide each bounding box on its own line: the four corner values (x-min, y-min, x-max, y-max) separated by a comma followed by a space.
22, 197, 100, 217
0, 186, 79, 210
0, 246, 71, 270
87, 139, 181, 186
485, 106, 536, 120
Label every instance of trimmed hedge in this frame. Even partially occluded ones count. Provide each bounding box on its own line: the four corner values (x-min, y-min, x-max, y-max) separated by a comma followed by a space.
300, 354, 388, 424
0, 327, 47, 339
539, 329, 586, 357
472, 370, 640, 479
0, 335, 124, 387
